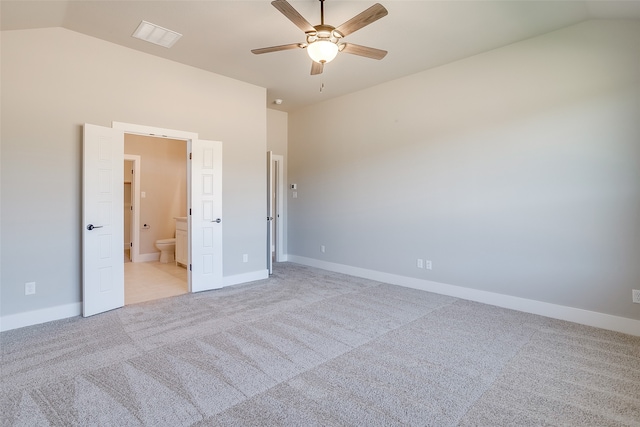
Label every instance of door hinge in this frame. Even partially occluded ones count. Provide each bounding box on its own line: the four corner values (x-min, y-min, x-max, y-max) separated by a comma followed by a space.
189, 208, 192, 215
189, 153, 192, 160
130, 242, 133, 248
189, 264, 192, 271
130, 206, 133, 211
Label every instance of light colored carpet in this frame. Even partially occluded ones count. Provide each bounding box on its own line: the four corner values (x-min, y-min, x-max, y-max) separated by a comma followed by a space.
1, 263, 639, 426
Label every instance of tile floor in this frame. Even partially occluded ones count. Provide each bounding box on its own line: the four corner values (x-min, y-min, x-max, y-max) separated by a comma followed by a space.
124, 251, 188, 305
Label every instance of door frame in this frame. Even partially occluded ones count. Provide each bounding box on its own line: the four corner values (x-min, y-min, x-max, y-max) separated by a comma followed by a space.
113, 122, 199, 292
267, 152, 285, 271
272, 154, 285, 262
124, 154, 141, 263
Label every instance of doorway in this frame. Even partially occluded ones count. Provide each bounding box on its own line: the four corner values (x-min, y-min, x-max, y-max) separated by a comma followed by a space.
123, 155, 140, 263
82, 122, 223, 317
267, 152, 284, 274
123, 136, 188, 305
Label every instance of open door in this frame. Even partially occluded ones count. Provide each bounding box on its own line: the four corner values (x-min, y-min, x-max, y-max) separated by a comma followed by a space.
191, 139, 223, 292
82, 124, 125, 317
267, 151, 274, 274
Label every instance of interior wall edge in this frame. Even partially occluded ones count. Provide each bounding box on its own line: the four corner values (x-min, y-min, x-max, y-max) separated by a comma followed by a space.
287, 255, 640, 337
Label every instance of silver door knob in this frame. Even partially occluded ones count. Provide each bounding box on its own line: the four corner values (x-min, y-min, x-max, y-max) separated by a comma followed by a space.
86, 224, 103, 230
211, 218, 221, 223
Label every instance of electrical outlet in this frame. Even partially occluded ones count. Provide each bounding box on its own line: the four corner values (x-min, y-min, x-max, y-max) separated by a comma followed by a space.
425, 260, 432, 270
321, 245, 325, 253
25, 282, 36, 295
633, 289, 640, 304
242, 254, 248, 263
416, 259, 424, 269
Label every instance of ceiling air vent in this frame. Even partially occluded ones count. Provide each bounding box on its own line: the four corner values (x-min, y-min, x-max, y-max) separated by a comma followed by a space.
132, 20, 182, 48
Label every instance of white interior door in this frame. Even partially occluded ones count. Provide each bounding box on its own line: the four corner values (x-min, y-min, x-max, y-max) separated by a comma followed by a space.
83, 124, 124, 317
191, 139, 223, 292
267, 151, 274, 275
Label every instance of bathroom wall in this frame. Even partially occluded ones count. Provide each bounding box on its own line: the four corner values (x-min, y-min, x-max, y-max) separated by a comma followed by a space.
125, 134, 187, 256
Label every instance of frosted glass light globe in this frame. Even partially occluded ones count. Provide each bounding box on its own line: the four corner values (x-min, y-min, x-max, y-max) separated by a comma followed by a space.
307, 40, 339, 63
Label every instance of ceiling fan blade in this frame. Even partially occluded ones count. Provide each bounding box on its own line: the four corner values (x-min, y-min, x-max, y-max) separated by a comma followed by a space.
341, 43, 387, 60
251, 43, 302, 55
271, 0, 316, 33
335, 3, 388, 37
310, 61, 324, 75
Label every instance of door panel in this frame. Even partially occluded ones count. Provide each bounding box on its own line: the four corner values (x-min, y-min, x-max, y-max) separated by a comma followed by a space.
267, 151, 274, 274
191, 140, 223, 291
83, 124, 124, 316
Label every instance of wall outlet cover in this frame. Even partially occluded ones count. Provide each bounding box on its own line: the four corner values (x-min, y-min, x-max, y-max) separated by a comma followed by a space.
25, 281, 36, 295
632, 289, 640, 304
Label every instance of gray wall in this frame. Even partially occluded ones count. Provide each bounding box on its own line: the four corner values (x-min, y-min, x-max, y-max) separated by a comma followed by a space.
288, 20, 640, 321
1, 27, 267, 317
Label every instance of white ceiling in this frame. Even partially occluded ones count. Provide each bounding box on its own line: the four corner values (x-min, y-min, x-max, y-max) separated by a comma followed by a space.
2, 1, 639, 112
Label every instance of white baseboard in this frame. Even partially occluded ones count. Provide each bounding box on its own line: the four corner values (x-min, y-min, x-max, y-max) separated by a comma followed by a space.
288, 255, 640, 337
0, 302, 82, 332
6, 259, 636, 337
0, 269, 269, 332
223, 269, 269, 287
137, 252, 160, 262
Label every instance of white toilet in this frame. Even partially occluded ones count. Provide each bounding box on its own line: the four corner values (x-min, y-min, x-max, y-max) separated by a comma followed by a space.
155, 238, 176, 263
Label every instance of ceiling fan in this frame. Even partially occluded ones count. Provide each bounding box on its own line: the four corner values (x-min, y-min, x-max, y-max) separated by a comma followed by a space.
251, 0, 388, 75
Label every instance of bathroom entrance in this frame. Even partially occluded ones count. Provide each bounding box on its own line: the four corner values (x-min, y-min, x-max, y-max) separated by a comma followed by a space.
123, 135, 189, 305
82, 122, 223, 317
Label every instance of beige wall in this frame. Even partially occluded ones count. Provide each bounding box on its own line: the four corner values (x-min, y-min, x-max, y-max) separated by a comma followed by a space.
288, 20, 640, 322
125, 134, 187, 255
1, 27, 267, 319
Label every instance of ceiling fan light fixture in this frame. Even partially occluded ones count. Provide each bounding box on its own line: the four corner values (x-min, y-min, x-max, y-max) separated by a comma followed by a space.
307, 40, 339, 64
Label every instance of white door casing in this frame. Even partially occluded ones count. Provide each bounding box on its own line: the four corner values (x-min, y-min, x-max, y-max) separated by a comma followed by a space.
124, 154, 141, 263
273, 154, 285, 262
83, 124, 125, 317
191, 139, 223, 291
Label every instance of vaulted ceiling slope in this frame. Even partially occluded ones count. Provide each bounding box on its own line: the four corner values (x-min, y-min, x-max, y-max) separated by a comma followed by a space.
2, 1, 639, 111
